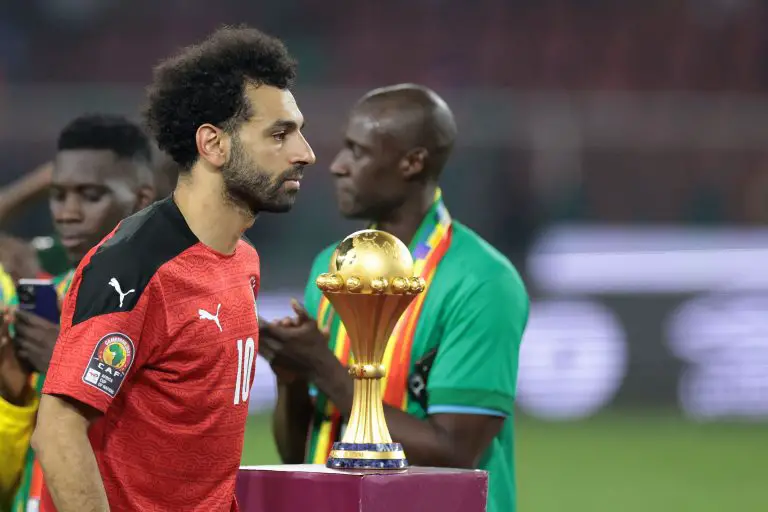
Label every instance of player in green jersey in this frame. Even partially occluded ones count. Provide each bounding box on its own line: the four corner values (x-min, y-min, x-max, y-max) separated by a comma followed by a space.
261, 84, 529, 512
0, 114, 156, 512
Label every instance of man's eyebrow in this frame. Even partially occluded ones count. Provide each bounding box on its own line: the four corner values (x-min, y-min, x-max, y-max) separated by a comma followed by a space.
266, 119, 306, 131
345, 136, 369, 150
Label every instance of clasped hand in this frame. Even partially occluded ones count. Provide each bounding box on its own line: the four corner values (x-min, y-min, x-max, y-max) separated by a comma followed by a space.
12, 307, 60, 374
258, 299, 332, 382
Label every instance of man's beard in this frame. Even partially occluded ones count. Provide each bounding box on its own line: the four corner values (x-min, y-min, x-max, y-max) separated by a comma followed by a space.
221, 136, 302, 215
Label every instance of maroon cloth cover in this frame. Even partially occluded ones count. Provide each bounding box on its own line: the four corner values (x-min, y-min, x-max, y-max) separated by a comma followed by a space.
236, 464, 488, 512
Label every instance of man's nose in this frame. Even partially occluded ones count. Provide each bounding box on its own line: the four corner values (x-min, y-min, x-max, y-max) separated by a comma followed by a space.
57, 195, 83, 222
291, 132, 316, 166
330, 152, 349, 176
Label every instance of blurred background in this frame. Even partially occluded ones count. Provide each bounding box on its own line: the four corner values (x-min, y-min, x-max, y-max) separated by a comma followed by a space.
3, 0, 768, 510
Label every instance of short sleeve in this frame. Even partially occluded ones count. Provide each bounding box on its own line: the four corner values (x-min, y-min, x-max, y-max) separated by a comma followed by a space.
42, 263, 164, 414
426, 274, 529, 417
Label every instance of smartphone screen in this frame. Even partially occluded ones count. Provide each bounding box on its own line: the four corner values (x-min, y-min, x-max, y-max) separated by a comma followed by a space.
17, 279, 60, 324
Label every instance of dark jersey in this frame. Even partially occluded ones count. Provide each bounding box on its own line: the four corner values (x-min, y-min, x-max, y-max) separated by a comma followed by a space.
40, 197, 260, 512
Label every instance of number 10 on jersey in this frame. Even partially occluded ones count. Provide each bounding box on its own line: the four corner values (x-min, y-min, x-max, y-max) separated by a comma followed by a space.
234, 337, 256, 405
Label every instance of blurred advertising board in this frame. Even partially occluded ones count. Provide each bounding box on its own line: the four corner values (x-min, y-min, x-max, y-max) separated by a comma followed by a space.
521, 225, 768, 421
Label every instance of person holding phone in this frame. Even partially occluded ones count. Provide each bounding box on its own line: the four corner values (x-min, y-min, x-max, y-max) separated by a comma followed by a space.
0, 113, 156, 512
0, 265, 27, 509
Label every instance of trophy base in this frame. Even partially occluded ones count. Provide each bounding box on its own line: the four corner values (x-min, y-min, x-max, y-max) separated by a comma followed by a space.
326, 442, 409, 470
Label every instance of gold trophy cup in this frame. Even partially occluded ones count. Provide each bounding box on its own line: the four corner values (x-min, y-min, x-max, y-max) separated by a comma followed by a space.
316, 229, 425, 470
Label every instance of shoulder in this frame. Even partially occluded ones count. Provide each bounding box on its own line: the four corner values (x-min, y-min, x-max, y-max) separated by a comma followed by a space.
441, 221, 526, 294
308, 242, 339, 277
303, 242, 337, 310
235, 237, 261, 288
71, 198, 198, 325
237, 236, 260, 262
240, 233, 257, 253
95, 197, 198, 261
429, 222, 529, 328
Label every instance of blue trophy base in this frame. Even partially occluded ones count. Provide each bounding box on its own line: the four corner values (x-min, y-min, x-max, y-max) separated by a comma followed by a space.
326, 442, 409, 470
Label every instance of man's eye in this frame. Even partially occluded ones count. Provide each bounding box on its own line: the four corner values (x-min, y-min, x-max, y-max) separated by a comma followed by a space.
272, 132, 286, 142
81, 188, 105, 202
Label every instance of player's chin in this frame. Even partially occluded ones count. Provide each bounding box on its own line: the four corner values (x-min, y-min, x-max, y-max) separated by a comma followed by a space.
337, 200, 366, 220
260, 194, 297, 213
335, 192, 365, 219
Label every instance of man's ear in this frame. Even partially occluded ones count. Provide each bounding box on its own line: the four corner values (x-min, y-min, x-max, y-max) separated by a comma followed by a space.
195, 124, 229, 169
400, 147, 429, 180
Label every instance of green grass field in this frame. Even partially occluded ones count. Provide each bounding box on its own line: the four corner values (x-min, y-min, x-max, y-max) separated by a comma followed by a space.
242, 412, 768, 511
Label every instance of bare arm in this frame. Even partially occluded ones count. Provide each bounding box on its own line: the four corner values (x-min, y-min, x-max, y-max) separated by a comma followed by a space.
261, 319, 314, 464
271, 378, 313, 464
261, 304, 503, 468
31, 394, 109, 512
0, 162, 53, 225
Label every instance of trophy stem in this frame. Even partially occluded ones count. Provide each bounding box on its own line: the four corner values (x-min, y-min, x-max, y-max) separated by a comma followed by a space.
326, 360, 408, 470
342, 375, 392, 444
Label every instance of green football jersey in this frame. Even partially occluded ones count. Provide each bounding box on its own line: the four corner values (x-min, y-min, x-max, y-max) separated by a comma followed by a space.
304, 220, 529, 512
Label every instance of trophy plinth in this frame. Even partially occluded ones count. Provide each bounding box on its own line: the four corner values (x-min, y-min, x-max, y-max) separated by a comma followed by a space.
316, 229, 425, 470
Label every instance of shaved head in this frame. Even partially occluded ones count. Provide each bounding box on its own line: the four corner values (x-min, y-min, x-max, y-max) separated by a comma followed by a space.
330, 83, 457, 221
354, 84, 457, 178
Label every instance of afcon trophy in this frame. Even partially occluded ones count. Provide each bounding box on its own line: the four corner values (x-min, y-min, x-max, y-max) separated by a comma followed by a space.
316, 229, 425, 470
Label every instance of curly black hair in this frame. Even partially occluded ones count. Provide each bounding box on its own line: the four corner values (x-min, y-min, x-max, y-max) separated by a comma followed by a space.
144, 25, 298, 170
58, 114, 152, 164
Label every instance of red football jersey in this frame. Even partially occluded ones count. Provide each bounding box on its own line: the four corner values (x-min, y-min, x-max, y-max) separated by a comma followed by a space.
40, 197, 260, 512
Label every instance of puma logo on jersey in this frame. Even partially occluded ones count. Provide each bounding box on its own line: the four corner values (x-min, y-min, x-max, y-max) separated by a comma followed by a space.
108, 278, 135, 308
198, 304, 222, 332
